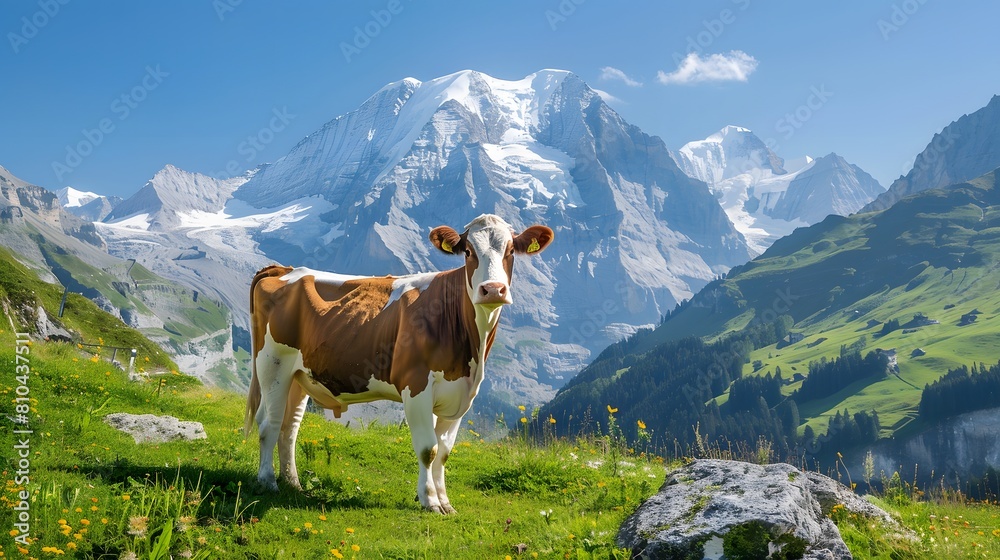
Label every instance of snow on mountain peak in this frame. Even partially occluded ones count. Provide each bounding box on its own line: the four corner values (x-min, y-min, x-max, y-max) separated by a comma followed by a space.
105, 164, 250, 227
674, 125, 786, 188
783, 155, 814, 174
705, 125, 753, 142
56, 186, 102, 208
672, 134, 883, 255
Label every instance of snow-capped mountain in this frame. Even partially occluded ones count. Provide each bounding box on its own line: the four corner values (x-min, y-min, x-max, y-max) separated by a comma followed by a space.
672, 127, 883, 254
105, 164, 250, 229
56, 187, 122, 221
97, 165, 276, 335
101, 69, 750, 407
672, 125, 787, 186
864, 94, 1000, 212
57, 186, 101, 207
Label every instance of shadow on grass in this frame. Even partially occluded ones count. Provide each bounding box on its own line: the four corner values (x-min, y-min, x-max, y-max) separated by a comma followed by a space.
66, 459, 414, 522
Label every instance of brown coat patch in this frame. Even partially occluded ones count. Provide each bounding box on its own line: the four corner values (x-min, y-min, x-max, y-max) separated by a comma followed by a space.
250, 267, 491, 399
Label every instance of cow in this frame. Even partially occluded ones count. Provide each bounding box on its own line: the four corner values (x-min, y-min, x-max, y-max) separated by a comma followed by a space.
243, 214, 553, 513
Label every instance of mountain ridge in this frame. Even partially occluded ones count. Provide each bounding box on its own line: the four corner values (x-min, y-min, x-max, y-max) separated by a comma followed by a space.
863, 94, 1000, 212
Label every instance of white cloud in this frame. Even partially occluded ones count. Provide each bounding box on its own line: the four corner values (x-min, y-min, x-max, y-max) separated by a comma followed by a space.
657, 51, 758, 85
599, 66, 642, 87
592, 88, 624, 105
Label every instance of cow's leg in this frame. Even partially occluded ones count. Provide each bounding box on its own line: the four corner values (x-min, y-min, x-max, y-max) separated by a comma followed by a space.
431, 416, 461, 514
254, 341, 297, 492
403, 386, 444, 513
277, 379, 309, 489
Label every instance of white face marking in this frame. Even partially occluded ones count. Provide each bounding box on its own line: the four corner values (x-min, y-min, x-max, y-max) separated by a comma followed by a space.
280, 267, 369, 286
384, 272, 439, 310
464, 215, 514, 305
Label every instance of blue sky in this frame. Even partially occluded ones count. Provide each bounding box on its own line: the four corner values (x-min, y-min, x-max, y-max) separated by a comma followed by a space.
2, 0, 999, 198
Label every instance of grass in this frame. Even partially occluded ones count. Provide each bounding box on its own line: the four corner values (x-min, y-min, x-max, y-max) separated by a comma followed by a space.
743, 261, 1000, 435
832, 489, 1000, 559
0, 327, 668, 558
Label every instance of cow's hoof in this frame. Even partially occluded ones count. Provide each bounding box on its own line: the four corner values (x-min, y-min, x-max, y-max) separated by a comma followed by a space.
440, 503, 457, 515
283, 477, 302, 491
256, 477, 279, 493
424, 504, 448, 514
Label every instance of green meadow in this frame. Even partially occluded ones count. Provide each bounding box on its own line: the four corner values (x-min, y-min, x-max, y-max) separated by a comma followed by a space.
0, 325, 667, 558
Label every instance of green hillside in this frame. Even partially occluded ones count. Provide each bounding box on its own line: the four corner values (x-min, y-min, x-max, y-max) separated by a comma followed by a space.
541, 169, 1000, 455
0, 244, 175, 371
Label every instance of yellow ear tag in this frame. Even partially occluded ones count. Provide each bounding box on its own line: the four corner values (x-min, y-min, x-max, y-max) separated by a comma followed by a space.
527, 238, 541, 253
441, 240, 453, 253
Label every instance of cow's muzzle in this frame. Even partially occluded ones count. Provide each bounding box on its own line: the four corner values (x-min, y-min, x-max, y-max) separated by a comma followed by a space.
475, 282, 511, 305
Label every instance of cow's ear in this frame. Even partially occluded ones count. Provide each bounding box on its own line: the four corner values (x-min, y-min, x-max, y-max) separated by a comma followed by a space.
513, 225, 554, 255
430, 226, 464, 255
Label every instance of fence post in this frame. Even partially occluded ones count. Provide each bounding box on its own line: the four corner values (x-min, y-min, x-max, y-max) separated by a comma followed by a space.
58, 287, 69, 317
129, 349, 137, 373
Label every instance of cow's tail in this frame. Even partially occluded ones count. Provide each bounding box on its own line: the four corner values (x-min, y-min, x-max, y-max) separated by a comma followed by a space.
244, 264, 287, 438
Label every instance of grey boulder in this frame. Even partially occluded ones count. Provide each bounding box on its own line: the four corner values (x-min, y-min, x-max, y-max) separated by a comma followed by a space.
618, 459, 904, 559
104, 413, 207, 444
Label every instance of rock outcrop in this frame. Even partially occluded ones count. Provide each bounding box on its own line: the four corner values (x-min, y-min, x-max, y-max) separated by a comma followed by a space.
617, 459, 903, 559
104, 413, 207, 444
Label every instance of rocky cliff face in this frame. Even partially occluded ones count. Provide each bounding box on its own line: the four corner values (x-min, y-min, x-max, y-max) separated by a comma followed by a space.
858, 407, 1000, 488
768, 153, 884, 224
864, 95, 1000, 212
2, 168, 106, 250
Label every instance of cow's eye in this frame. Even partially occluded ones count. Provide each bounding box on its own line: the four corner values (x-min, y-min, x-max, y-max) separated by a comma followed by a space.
465, 248, 472, 258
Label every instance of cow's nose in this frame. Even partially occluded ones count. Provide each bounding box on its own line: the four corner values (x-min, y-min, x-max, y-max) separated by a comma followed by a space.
476, 282, 510, 305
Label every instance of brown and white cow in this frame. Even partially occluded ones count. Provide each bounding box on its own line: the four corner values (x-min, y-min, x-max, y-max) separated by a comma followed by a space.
243, 214, 553, 513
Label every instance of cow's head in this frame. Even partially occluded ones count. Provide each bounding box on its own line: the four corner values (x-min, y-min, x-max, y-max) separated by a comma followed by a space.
429, 214, 553, 307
